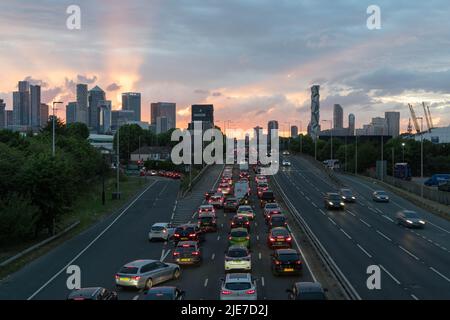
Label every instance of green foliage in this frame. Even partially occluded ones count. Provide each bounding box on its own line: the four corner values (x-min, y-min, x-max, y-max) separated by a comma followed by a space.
66, 122, 90, 140
144, 160, 178, 171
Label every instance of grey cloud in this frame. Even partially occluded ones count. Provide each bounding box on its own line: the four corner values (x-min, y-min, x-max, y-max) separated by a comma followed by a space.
106, 83, 121, 91
77, 74, 98, 84
24, 76, 48, 88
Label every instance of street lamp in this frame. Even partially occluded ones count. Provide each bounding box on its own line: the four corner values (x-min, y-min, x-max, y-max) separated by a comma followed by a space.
417, 117, 424, 197
401, 142, 406, 162
322, 119, 333, 161
52, 101, 63, 157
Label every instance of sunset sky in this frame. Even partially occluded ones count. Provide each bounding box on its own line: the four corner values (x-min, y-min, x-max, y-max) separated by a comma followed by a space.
1, 0, 450, 134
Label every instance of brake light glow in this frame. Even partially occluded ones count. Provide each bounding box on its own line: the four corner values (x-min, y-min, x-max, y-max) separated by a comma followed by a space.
269, 237, 275, 242
192, 251, 200, 255
246, 289, 255, 294
132, 276, 141, 281
286, 237, 292, 241
222, 290, 232, 295
174, 234, 180, 237
173, 251, 180, 256
189, 233, 196, 237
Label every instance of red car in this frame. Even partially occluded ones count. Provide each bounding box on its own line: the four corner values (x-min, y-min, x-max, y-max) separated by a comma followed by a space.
267, 227, 292, 249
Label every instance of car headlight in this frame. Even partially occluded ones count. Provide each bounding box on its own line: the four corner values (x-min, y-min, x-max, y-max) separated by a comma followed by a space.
340, 202, 345, 206
406, 220, 413, 224
419, 220, 425, 224
351, 197, 355, 199
342, 196, 346, 199
329, 202, 333, 205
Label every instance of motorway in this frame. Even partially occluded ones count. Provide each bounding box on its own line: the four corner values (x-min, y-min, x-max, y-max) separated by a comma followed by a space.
275, 155, 450, 300
0, 164, 314, 300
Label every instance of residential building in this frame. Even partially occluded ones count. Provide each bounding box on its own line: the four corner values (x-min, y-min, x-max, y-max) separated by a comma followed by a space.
130, 146, 171, 162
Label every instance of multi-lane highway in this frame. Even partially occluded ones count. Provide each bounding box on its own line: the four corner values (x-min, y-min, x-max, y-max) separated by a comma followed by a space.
275, 155, 450, 300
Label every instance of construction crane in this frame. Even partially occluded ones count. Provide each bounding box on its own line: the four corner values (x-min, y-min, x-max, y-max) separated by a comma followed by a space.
407, 118, 413, 135
427, 104, 434, 129
422, 102, 432, 132
408, 103, 421, 133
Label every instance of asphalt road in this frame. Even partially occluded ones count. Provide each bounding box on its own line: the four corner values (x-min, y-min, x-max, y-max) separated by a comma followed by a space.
275, 155, 450, 300
0, 164, 314, 300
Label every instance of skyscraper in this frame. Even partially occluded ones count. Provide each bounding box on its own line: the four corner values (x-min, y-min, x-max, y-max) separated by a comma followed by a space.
98, 100, 112, 134
348, 113, 355, 136
385, 111, 400, 137
122, 92, 141, 122
30, 85, 41, 129
291, 125, 298, 138
156, 116, 168, 134
13, 80, 31, 127
333, 104, 343, 129
76, 84, 88, 124
111, 110, 135, 131
88, 85, 106, 132
188, 104, 214, 130
66, 102, 77, 125
308, 85, 320, 140
6, 110, 13, 128
151, 102, 176, 132
267, 120, 279, 151
0, 99, 6, 129
40, 103, 49, 128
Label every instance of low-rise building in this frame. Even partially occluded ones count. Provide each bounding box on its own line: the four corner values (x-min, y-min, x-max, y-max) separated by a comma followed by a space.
130, 146, 171, 162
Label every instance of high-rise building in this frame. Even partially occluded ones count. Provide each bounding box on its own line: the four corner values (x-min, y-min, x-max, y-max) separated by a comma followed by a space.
6, 110, 13, 128
188, 104, 214, 130
308, 85, 320, 140
88, 85, 106, 132
13, 80, 31, 127
76, 84, 88, 124
122, 92, 141, 121
156, 116, 168, 134
267, 120, 279, 151
0, 99, 6, 129
39, 103, 49, 128
333, 104, 343, 129
291, 125, 299, 138
66, 102, 77, 125
151, 102, 176, 132
30, 85, 41, 128
111, 110, 135, 131
98, 100, 112, 134
385, 111, 400, 137
348, 113, 355, 136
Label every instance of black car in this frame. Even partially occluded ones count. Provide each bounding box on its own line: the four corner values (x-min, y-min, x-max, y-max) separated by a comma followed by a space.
224, 197, 239, 212
260, 190, 275, 208
340, 188, 356, 202
231, 215, 250, 231
268, 214, 287, 229
173, 224, 204, 244
67, 287, 118, 300
142, 287, 185, 300
271, 249, 302, 275
173, 241, 202, 265
287, 282, 327, 300
396, 210, 426, 228
204, 190, 216, 201
324, 192, 344, 210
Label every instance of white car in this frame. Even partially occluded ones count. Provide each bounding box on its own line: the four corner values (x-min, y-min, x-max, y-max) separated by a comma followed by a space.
225, 246, 252, 271
282, 160, 291, 166
236, 205, 255, 220
220, 273, 257, 300
148, 223, 174, 241
282, 151, 290, 155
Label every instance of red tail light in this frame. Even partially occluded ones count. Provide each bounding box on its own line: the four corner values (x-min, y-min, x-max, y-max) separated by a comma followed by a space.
173, 251, 180, 256
189, 233, 196, 237
228, 236, 232, 240
269, 237, 275, 242
245, 221, 250, 225
295, 261, 302, 265
132, 276, 141, 281
192, 251, 200, 256
286, 237, 292, 242
246, 236, 250, 240
174, 233, 180, 237
246, 289, 256, 295
222, 290, 232, 295
115, 274, 119, 279
275, 260, 281, 265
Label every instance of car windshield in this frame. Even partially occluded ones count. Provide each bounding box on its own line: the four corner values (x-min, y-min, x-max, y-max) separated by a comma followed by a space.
175, 247, 195, 253
227, 248, 248, 257
272, 229, 288, 237
376, 191, 387, 196
279, 253, 299, 261
231, 230, 248, 237
271, 216, 285, 222
404, 211, 420, 219
151, 226, 165, 231
225, 282, 252, 291
119, 266, 139, 274
199, 217, 213, 222
144, 292, 173, 300
266, 204, 278, 209
341, 190, 352, 196
329, 194, 341, 200
296, 292, 326, 300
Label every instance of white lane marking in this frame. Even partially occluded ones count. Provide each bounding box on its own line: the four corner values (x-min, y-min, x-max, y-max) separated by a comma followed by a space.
261, 277, 265, 286
376, 208, 383, 214
359, 219, 371, 228
256, 235, 259, 241
27, 181, 158, 300
340, 229, 352, 240
398, 246, 420, 261
379, 264, 401, 285
211, 253, 215, 261
383, 215, 394, 223
430, 267, 450, 283
312, 203, 318, 208
160, 249, 171, 261
411, 294, 419, 300
357, 244, 372, 258
204, 278, 209, 287
217, 235, 220, 241
133, 295, 140, 300
376, 230, 392, 242
368, 207, 377, 213
427, 221, 450, 235
305, 196, 311, 201
319, 209, 326, 216
346, 210, 356, 217
258, 252, 262, 260
328, 217, 337, 226
255, 222, 258, 227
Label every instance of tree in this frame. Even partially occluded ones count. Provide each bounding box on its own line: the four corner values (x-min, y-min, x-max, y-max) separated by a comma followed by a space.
113, 124, 145, 162
66, 122, 90, 140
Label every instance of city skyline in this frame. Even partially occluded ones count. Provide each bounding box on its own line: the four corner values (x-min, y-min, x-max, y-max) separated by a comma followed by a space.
1, 1, 450, 133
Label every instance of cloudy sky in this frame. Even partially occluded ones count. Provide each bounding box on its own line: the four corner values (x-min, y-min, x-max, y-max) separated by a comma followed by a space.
1, 0, 450, 134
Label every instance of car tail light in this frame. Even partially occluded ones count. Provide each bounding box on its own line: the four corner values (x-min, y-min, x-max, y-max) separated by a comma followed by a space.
296, 261, 302, 265
245, 221, 250, 225
246, 289, 255, 295
182, 244, 191, 247
269, 237, 275, 242
228, 236, 232, 240
222, 290, 232, 295
286, 237, 292, 242
132, 276, 141, 281
189, 233, 196, 237
192, 251, 200, 255
246, 236, 250, 240
174, 233, 180, 237
115, 274, 119, 279
274, 260, 281, 265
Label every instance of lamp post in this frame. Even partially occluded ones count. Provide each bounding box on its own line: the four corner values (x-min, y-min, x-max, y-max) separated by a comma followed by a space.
355, 133, 358, 175
52, 101, 63, 157
417, 117, 424, 197
401, 142, 406, 162
322, 120, 333, 161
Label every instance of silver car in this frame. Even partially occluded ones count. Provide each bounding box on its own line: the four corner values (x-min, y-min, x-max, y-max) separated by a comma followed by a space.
220, 273, 257, 300
115, 260, 181, 289
148, 223, 175, 241
396, 210, 426, 228
372, 190, 389, 202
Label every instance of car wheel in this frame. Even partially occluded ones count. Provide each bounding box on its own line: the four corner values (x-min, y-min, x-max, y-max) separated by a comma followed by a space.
145, 278, 153, 289
173, 268, 181, 279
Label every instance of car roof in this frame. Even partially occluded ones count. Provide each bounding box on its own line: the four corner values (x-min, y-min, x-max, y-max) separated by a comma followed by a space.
228, 245, 249, 251
176, 241, 198, 246
125, 260, 156, 267
326, 192, 340, 196
226, 273, 252, 282
68, 287, 102, 298
295, 282, 324, 293
200, 204, 214, 208
270, 227, 289, 234
231, 227, 248, 232
276, 248, 297, 255
152, 222, 168, 227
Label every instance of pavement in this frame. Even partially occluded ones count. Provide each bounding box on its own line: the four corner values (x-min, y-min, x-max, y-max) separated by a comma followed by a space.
275, 155, 450, 300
